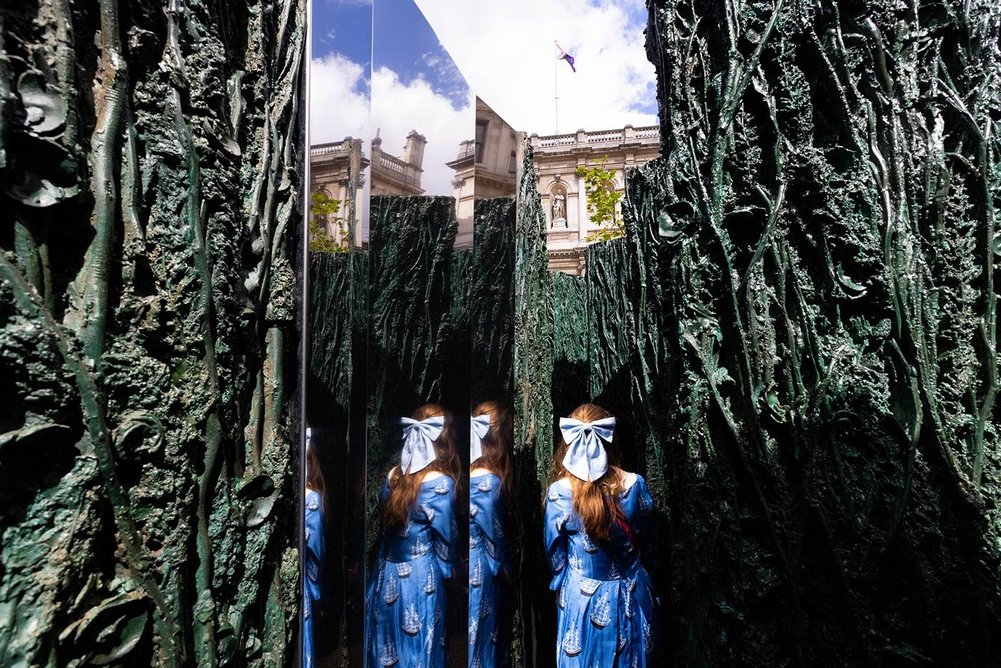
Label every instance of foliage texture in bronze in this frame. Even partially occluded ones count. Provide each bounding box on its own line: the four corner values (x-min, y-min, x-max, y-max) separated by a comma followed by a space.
0, 0, 305, 665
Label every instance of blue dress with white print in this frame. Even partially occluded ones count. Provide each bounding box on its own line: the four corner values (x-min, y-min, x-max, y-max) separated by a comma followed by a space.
469, 472, 511, 668
367, 475, 456, 667
303, 490, 324, 668
544, 474, 658, 667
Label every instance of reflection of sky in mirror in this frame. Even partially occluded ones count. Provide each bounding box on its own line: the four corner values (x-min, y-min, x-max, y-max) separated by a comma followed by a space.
310, 0, 371, 143
372, 0, 472, 196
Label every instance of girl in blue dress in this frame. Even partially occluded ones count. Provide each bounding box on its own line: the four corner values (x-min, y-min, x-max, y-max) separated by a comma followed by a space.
469, 402, 513, 668
544, 403, 658, 667
367, 404, 460, 668
303, 440, 325, 668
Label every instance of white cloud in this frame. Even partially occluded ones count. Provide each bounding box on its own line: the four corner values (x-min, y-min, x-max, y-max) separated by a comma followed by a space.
414, 0, 657, 134
372, 66, 472, 196
309, 53, 370, 143
308, 52, 471, 196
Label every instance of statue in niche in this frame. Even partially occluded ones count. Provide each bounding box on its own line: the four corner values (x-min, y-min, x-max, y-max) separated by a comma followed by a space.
551, 192, 567, 227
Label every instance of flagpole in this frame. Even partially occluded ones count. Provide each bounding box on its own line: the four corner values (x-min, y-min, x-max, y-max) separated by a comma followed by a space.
554, 47, 559, 134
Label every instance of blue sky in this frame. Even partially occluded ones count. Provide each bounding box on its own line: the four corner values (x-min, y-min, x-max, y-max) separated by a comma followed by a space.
312, 0, 371, 66
312, 0, 470, 110
372, 0, 470, 109
309, 0, 657, 193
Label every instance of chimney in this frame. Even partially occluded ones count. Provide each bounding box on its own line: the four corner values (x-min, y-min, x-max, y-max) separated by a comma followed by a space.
403, 130, 427, 168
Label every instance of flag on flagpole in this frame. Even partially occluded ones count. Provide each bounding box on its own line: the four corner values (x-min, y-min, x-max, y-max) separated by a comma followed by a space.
555, 41, 576, 72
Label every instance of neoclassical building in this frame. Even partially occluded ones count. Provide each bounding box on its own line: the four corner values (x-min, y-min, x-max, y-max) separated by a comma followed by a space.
447, 111, 660, 273
309, 130, 427, 248
310, 137, 367, 248
447, 97, 519, 248
370, 130, 426, 196
529, 125, 660, 274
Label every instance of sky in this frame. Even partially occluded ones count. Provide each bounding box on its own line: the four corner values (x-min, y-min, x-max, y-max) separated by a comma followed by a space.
309, 0, 657, 196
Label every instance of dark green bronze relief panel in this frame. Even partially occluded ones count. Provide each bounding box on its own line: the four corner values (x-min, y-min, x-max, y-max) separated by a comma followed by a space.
365, 195, 460, 544
635, 0, 1001, 664
0, 0, 305, 665
471, 198, 516, 406
510, 147, 556, 667
306, 250, 366, 664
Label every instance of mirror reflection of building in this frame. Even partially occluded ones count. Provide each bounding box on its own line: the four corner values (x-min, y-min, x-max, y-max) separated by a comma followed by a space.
303, 435, 326, 668
469, 402, 514, 668
310, 138, 367, 250
371, 129, 426, 196
544, 403, 658, 666
366, 405, 460, 667
449, 98, 520, 249
452, 111, 659, 274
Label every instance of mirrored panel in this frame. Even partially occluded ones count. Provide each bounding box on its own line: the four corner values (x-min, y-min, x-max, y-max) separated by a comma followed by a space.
365, 1, 474, 665
467, 97, 517, 668
305, 0, 372, 664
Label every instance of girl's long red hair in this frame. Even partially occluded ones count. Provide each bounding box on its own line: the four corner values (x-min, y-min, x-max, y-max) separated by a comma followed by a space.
549, 403, 625, 541
472, 401, 513, 501
384, 404, 460, 527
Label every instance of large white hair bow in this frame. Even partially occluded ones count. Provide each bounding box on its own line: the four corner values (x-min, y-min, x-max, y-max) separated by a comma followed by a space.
559, 416, 616, 482
470, 415, 492, 462
400, 416, 445, 474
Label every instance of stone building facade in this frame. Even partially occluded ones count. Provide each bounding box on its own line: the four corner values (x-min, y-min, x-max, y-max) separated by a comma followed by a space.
310, 138, 367, 248
529, 125, 660, 274
447, 97, 520, 248
309, 130, 427, 248
447, 114, 660, 273
370, 130, 426, 196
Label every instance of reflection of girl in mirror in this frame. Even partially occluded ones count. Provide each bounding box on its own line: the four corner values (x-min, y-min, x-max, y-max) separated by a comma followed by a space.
304, 437, 325, 668
367, 404, 460, 668
469, 402, 513, 668
544, 403, 658, 666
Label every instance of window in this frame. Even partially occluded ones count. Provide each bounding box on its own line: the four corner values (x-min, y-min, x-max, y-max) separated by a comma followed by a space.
475, 120, 488, 163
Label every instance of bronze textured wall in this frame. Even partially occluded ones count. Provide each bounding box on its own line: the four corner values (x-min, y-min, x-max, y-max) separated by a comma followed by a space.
307, 251, 366, 665
0, 0, 304, 665
638, 0, 1000, 664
